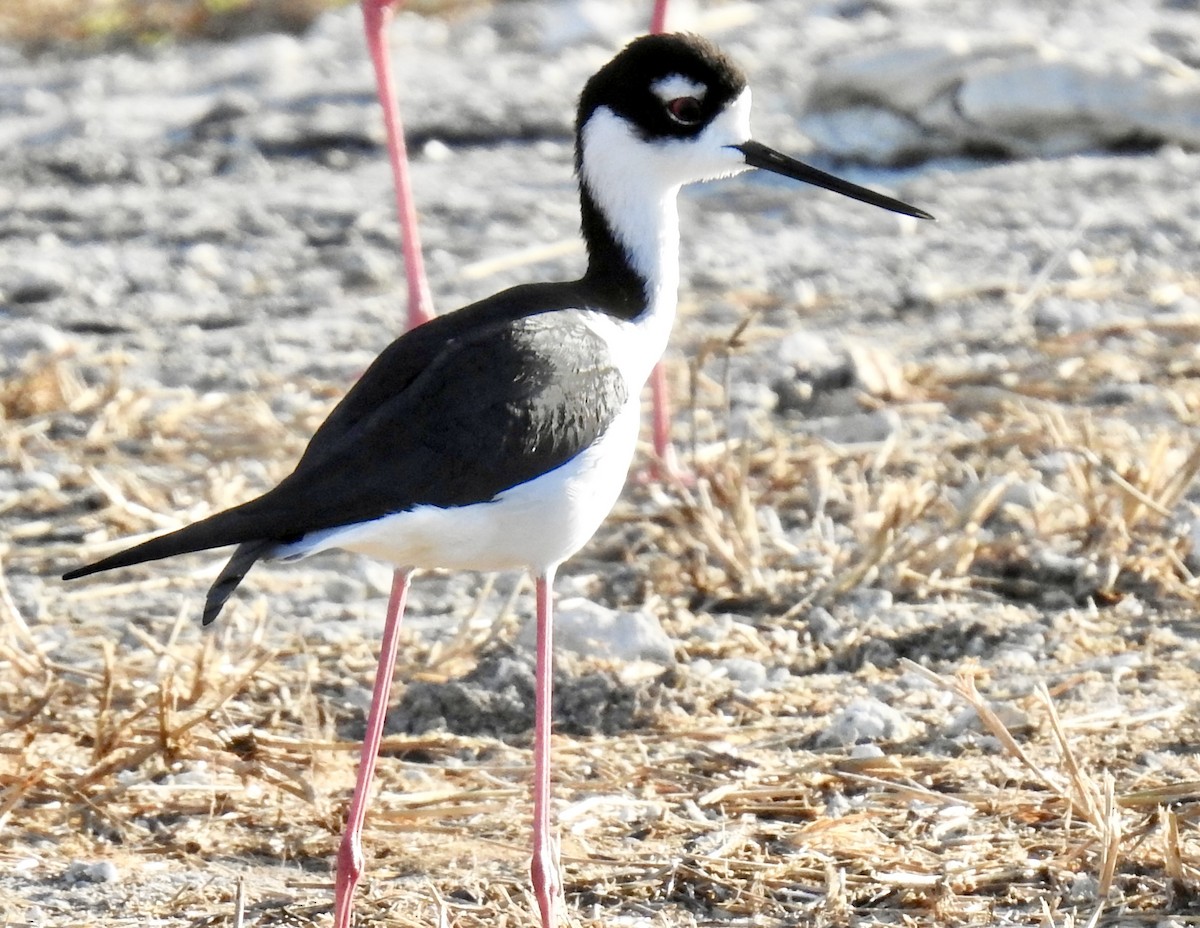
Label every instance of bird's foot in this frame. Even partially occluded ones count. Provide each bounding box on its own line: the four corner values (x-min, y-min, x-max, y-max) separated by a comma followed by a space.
631, 443, 695, 487
332, 833, 365, 928
530, 832, 564, 928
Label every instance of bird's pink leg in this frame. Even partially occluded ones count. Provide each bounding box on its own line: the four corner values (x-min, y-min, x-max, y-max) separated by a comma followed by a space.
530, 569, 562, 928
333, 567, 413, 928
361, 0, 435, 328
648, 362, 679, 476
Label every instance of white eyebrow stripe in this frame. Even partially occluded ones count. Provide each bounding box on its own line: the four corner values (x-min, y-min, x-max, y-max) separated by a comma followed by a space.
650, 74, 708, 102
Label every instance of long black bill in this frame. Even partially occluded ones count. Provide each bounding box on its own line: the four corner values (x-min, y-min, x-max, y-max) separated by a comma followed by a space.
736, 140, 934, 221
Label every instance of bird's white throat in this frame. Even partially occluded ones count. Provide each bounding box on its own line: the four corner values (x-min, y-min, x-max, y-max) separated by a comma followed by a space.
577, 89, 753, 384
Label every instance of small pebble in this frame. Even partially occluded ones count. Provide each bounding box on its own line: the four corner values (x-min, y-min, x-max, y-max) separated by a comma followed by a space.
817, 697, 915, 746
805, 606, 842, 646
824, 791, 852, 818
518, 598, 675, 664
804, 409, 901, 445
64, 860, 119, 884
709, 657, 769, 695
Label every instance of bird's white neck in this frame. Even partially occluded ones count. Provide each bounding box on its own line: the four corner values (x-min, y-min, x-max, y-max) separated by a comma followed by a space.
578, 107, 685, 385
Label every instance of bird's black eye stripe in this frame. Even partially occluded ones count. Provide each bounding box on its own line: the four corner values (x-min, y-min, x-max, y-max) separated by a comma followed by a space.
666, 96, 703, 125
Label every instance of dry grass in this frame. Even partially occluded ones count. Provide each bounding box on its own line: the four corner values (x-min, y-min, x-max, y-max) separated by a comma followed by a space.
4, 305, 1200, 925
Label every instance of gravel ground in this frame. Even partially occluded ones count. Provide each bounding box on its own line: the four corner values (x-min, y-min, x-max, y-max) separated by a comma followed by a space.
5, 1, 1200, 926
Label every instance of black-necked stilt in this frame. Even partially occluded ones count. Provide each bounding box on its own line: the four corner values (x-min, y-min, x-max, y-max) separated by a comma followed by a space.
63, 33, 931, 928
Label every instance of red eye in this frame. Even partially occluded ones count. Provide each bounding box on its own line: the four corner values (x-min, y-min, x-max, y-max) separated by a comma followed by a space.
666, 97, 703, 125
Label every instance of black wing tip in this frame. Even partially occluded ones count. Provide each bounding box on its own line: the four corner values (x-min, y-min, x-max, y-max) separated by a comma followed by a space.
201, 539, 273, 627
64, 559, 240, 627
201, 578, 237, 626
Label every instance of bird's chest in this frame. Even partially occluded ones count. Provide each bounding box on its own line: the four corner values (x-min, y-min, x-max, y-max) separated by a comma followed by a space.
459, 396, 642, 570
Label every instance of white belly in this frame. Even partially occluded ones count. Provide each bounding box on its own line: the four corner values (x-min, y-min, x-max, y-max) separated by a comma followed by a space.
276, 399, 641, 574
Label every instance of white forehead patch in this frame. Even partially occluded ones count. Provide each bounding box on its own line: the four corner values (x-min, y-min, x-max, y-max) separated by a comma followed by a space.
650, 74, 708, 102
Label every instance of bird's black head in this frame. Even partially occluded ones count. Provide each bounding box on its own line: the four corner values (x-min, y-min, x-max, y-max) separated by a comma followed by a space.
575, 33, 748, 170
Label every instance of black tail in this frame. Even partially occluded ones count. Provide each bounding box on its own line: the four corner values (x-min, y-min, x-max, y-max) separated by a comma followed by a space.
202, 540, 275, 625
61, 497, 283, 582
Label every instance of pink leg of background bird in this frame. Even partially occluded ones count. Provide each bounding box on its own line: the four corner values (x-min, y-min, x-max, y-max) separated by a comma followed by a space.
362, 0, 434, 328
332, 567, 412, 928
650, 0, 669, 37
